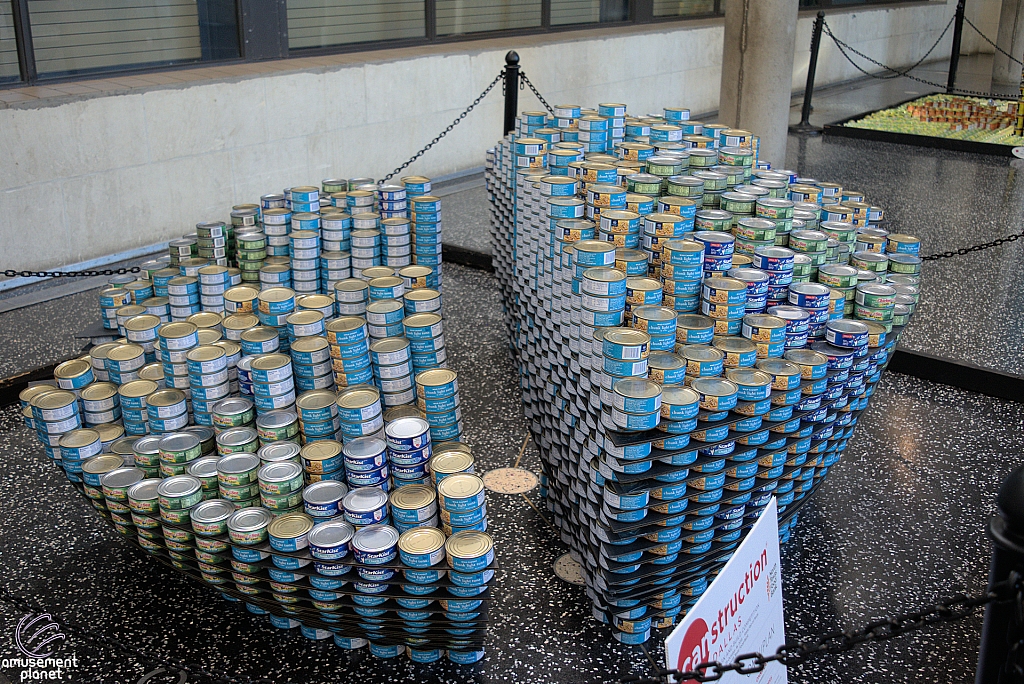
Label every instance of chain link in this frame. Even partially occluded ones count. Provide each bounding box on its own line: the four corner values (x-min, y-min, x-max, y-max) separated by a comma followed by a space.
823, 20, 1010, 100
520, 72, 555, 116
0, 588, 274, 684
620, 574, 1022, 684
380, 72, 503, 183
2, 266, 142, 279
921, 226, 1024, 261
963, 15, 1023, 66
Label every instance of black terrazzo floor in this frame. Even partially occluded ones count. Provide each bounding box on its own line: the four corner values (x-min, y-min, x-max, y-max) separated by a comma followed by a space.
1, 261, 1022, 683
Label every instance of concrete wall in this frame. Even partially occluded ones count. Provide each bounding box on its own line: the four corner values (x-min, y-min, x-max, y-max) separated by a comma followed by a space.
0, 1, 958, 271
961, 0, 1001, 55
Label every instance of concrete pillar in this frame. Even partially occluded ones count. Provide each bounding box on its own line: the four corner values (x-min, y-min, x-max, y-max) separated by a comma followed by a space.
718, 0, 799, 167
993, 0, 1024, 85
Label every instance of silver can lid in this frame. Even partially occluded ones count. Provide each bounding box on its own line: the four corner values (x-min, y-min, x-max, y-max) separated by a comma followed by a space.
212, 397, 254, 416
218, 453, 260, 476
256, 410, 298, 430
217, 427, 258, 448
158, 432, 199, 453
304, 480, 348, 506
343, 437, 386, 460
385, 417, 429, 442
308, 519, 355, 548
258, 461, 302, 483
352, 524, 400, 554
227, 507, 273, 533
258, 442, 301, 463
343, 487, 388, 514
131, 436, 161, 455
100, 467, 145, 489
187, 456, 220, 479
126, 478, 161, 501
156, 475, 202, 499
182, 425, 216, 443
191, 498, 237, 525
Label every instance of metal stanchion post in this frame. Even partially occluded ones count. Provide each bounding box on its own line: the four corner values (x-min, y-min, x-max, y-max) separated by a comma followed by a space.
503, 51, 520, 135
1015, 57, 1023, 137
975, 465, 1024, 684
790, 11, 825, 135
947, 0, 966, 94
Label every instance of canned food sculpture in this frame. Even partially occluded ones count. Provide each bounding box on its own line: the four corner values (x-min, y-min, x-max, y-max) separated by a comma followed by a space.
24, 177, 495, 665
486, 105, 920, 644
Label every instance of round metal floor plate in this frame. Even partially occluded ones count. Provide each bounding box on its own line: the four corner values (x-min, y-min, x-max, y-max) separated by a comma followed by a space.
482, 467, 539, 494
553, 553, 585, 585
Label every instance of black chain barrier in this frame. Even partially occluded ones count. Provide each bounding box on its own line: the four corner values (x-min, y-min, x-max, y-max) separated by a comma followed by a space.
823, 19, 1010, 100
521, 72, 556, 116
619, 574, 1023, 684
964, 15, 1024, 67
2, 266, 142, 279
380, 71, 504, 183
0, 588, 274, 684
921, 225, 1024, 261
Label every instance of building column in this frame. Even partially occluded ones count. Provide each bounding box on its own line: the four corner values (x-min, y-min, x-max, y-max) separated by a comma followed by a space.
993, 0, 1024, 85
717, 0, 799, 168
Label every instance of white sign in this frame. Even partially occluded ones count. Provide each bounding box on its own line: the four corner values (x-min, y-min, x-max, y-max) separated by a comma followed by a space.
1012, 146, 1024, 159
664, 498, 786, 684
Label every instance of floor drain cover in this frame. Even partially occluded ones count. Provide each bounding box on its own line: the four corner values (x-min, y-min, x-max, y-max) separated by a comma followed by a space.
482, 467, 538, 494
554, 553, 585, 585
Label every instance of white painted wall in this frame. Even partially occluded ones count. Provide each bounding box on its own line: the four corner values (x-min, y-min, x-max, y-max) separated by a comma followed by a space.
0, 1, 958, 271
961, 0, 1001, 55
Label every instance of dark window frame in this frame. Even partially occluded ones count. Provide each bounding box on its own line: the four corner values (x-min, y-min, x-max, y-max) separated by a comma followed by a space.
0, 0, 929, 89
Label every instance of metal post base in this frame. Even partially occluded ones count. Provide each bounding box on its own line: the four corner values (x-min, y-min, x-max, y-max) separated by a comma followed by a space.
788, 122, 823, 135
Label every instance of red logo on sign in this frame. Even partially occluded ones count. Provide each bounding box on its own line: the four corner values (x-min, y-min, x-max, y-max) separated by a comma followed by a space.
676, 618, 710, 683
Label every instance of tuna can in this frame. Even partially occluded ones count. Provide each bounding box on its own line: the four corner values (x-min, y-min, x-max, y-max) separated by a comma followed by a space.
788, 282, 831, 309
430, 450, 475, 484
158, 432, 202, 464
216, 427, 259, 456
239, 327, 280, 355
724, 369, 773, 401
256, 410, 299, 442
268, 512, 314, 552
712, 336, 757, 367
191, 499, 236, 536
385, 417, 431, 452
691, 377, 739, 411
437, 474, 486, 513
301, 440, 344, 474
249, 354, 292, 384
784, 349, 829, 379
217, 452, 260, 487
302, 480, 348, 518
675, 314, 716, 344
343, 487, 389, 526
352, 524, 400, 564
157, 474, 203, 511
228, 507, 273, 545
309, 519, 355, 560
446, 531, 494, 572
212, 397, 255, 430
825, 320, 869, 348
126, 478, 161, 515
258, 461, 304, 495
187, 456, 220, 493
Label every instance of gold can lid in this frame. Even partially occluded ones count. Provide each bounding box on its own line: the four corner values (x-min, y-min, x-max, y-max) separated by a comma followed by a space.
286, 310, 323, 327
404, 312, 442, 329
94, 423, 124, 443
258, 287, 296, 304
224, 285, 260, 304
115, 305, 146, 318
432, 441, 472, 457
431, 450, 475, 475
110, 436, 137, 456
369, 337, 409, 354
369, 276, 403, 290
436, 473, 483, 501
198, 265, 229, 277
241, 326, 279, 344
82, 453, 124, 476
32, 388, 75, 410
333, 279, 369, 295
300, 440, 343, 461
404, 289, 440, 302
291, 336, 328, 354
712, 336, 757, 354
167, 276, 197, 288
365, 299, 403, 316
384, 405, 422, 422
251, 353, 290, 372
124, 314, 161, 332
296, 294, 333, 310
391, 484, 436, 512
261, 263, 290, 274
268, 512, 314, 540
186, 345, 225, 363
81, 382, 118, 402
139, 364, 164, 381
297, 389, 337, 411
361, 266, 395, 280
337, 386, 380, 411
399, 526, 445, 556
88, 342, 119, 362
223, 313, 260, 332
188, 311, 223, 329
148, 388, 187, 408
415, 368, 457, 389
398, 265, 432, 279
107, 344, 144, 363
214, 340, 241, 357
20, 383, 57, 405
118, 379, 159, 399
197, 329, 222, 345
326, 316, 366, 334
54, 358, 92, 380
158, 322, 198, 340
445, 530, 493, 560
59, 428, 101, 449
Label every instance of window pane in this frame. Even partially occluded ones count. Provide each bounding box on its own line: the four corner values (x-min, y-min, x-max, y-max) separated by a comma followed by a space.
551, 0, 628, 25
437, 0, 541, 36
288, 0, 424, 49
653, 0, 716, 17
1, 2, 18, 82
27, 0, 215, 77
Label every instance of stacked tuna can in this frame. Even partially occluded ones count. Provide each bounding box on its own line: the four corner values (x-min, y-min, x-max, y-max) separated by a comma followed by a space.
26, 182, 493, 664
486, 102, 921, 644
